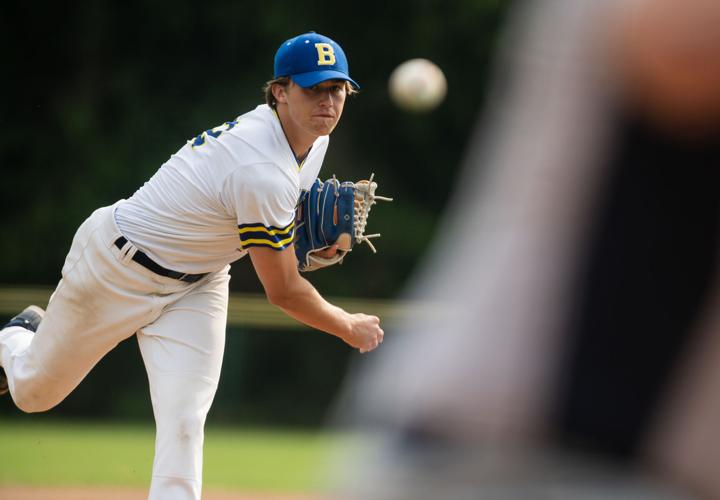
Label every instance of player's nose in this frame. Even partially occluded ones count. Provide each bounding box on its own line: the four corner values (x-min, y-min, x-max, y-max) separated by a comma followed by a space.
318, 89, 334, 106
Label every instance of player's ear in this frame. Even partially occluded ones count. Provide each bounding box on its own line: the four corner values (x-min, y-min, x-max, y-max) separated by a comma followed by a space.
272, 83, 289, 104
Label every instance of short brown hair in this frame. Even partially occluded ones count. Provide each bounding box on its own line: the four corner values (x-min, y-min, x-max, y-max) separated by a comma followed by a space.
262, 78, 358, 108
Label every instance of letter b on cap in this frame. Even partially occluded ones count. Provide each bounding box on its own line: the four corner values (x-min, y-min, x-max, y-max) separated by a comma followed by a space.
315, 43, 336, 66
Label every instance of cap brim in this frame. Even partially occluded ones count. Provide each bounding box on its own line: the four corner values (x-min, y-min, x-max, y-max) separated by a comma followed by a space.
291, 70, 360, 90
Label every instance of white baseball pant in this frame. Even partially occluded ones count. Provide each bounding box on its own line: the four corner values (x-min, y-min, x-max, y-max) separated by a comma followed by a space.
0, 203, 230, 500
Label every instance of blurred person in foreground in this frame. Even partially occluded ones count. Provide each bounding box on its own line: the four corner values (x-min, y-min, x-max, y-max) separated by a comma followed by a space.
0, 32, 384, 500
332, 0, 720, 498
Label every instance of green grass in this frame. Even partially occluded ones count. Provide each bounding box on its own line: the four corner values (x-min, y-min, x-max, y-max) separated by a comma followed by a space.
0, 419, 351, 491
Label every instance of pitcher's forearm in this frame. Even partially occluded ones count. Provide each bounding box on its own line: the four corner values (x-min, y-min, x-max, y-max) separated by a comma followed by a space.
248, 246, 382, 352
268, 278, 352, 339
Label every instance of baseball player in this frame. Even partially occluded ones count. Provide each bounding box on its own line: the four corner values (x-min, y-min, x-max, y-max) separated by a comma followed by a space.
0, 32, 383, 500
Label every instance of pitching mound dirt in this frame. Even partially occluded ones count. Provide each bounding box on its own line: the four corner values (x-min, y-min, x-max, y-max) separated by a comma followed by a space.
0, 486, 325, 500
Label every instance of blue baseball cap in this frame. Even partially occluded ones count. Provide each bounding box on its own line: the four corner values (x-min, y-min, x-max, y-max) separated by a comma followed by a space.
274, 32, 360, 89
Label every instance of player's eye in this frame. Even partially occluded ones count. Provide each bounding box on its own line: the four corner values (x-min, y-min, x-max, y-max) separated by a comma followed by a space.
308, 83, 345, 96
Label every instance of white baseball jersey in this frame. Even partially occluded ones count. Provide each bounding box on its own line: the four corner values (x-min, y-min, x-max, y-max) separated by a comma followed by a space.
114, 104, 328, 274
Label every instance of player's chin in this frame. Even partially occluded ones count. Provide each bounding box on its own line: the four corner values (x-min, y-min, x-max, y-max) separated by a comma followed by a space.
309, 117, 338, 136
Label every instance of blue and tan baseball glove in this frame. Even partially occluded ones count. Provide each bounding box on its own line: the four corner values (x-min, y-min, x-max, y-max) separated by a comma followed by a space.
294, 174, 392, 272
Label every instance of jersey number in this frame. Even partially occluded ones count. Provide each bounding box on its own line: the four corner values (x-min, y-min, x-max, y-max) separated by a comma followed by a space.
190, 120, 238, 148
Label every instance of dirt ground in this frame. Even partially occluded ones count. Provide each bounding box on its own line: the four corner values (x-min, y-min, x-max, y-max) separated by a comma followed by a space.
0, 486, 326, 500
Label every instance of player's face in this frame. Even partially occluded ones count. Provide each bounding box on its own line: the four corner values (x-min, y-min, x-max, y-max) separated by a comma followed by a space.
283, 80, 347, 137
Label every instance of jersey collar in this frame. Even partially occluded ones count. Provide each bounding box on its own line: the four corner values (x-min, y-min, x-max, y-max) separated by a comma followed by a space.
271, 107, 314, 172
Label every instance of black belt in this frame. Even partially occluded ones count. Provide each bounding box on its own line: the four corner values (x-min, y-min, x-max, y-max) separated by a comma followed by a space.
114, 237, 207, 283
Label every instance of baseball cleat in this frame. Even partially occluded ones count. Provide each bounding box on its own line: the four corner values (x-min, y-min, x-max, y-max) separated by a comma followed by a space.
0, 305, 45, 396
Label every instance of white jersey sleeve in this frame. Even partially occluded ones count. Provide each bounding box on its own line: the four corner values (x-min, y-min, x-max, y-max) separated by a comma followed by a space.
222, 163, 298, 251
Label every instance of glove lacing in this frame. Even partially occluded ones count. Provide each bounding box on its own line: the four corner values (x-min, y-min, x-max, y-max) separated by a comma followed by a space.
353, 173, 393, 253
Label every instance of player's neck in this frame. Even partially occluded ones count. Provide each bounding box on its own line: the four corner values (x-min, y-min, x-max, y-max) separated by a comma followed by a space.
275, 107, 316, 160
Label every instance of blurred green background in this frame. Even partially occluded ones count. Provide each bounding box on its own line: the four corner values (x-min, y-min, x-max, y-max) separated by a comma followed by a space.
0, 419, 353, 491
0, 1, 508, 425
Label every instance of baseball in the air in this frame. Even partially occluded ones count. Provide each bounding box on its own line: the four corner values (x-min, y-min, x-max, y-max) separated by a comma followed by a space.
389, 58, 447, 112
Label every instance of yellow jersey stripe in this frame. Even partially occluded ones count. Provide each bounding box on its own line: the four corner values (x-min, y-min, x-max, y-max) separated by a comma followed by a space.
241, 233, 295, 249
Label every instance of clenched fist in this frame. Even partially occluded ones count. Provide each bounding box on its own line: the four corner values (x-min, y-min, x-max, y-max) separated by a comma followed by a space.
344, 313, 384, 353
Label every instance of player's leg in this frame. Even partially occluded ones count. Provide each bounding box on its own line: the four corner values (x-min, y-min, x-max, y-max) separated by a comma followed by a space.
0, 306, 45, 395
0, 205, 160, 412
137, 268, 230, 500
